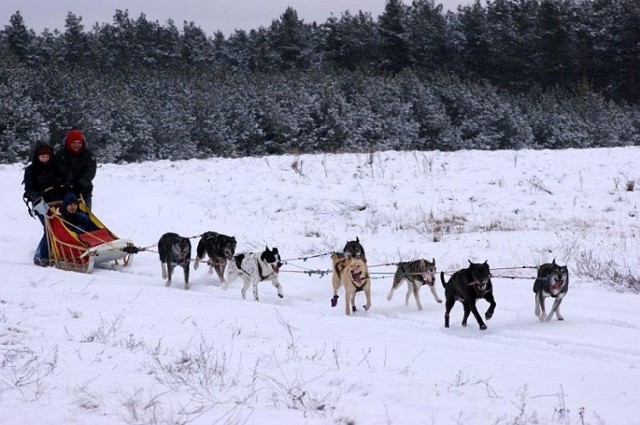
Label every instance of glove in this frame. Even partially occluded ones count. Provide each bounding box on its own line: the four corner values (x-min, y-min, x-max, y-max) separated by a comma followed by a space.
24, 191, 38, 203
32, 197, 49, 215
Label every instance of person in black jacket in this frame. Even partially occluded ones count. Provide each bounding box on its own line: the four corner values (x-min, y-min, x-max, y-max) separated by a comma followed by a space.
60, 192, 96, 233
56, 129, 97, 209
23, 142, 71, 266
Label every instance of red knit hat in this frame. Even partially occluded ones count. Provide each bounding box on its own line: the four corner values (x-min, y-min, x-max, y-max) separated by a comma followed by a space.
65, 130, 85, 150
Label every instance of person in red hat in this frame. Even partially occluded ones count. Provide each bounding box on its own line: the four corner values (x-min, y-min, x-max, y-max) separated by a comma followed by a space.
22, 142, 72, 266
55, 129, 97, 209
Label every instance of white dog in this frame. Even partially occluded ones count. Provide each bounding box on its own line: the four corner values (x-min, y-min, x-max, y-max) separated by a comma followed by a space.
224, 246, 284, 301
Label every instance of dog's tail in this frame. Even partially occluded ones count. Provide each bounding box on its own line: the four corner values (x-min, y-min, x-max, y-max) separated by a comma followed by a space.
440, 271, 447, 288
194, 237, 207, 270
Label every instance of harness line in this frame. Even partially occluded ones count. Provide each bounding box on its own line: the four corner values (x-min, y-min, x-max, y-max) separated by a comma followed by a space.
47, 219, 547, 282
281, 251, 333, 263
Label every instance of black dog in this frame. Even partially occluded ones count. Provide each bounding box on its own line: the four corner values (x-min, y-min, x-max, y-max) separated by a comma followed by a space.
158, 232, 192, 290
342, 236, 365, 259
441, 261, 497, 330
194, 231, 237, 284
533, 259, 569, 321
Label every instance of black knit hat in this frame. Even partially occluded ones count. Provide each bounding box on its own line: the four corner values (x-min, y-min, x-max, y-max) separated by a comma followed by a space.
36, 145, 54, 156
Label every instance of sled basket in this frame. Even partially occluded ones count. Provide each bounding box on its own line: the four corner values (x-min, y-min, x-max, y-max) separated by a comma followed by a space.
44, 199, 135, 273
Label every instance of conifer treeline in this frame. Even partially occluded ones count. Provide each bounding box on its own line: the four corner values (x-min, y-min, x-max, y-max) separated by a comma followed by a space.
1, 0, 639, 163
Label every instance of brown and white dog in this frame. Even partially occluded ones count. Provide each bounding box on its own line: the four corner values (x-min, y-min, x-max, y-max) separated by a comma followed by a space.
387, 258, 441, 310
330, 253, 371, 316
331, 237, 367, 307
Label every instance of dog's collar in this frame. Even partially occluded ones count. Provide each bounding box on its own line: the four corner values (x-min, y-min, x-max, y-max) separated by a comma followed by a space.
469, 280, 490, 295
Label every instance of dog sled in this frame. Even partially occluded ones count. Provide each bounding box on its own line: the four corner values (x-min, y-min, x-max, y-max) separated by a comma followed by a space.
41, 198, 136, 273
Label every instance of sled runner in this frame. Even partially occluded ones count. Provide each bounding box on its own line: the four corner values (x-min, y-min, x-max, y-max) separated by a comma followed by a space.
43, 199, 135, 273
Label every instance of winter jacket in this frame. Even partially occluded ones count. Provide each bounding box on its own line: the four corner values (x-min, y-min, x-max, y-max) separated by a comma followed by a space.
55, 143, 97, 199
23, 142, 71, 204
60, 192, 95, 232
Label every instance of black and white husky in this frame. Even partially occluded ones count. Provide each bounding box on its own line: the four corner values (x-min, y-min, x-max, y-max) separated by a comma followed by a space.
533, 259, 569, 321
158, 232, 191, 290
224, 246, 284, 301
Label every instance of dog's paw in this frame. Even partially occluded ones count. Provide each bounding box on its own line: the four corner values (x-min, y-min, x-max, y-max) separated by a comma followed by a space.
480, 324, 488, 330
352, 305, 357, 313
164, 280, 171, 287
436, 299, 443, 304
539, 314, 547, 322
184, 284, 190, 290
485, 312, 493, 320
278, 294, 283, 298
331, 295, 339, 307
386, 293, 393, 301
363, 304, 371, 311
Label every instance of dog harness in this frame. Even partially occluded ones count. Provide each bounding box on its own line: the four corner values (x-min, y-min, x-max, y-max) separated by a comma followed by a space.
352, 275, 370, 292
350, 270, 370, 292
335, 257, 369, 292
468, 280, 491, 296
334, 258, 349, 275
257, 261, 275, 281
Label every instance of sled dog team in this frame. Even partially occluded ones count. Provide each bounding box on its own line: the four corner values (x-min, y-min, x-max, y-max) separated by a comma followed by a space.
159, 232, 569, 330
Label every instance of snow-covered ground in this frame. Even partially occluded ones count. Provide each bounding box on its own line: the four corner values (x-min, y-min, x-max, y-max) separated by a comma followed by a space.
1, 147, 639, 424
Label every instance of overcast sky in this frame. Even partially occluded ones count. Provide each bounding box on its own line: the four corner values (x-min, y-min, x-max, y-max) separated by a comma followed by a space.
2, 0, 468, 36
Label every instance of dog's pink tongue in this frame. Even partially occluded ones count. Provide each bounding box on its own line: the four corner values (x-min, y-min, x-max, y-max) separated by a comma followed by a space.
352, 272, 361, 283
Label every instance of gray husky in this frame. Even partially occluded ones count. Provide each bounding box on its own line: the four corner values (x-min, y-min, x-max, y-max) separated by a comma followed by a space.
387, 258, 441, 310
158, 232, 192, 290
533, 259, 569, 321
